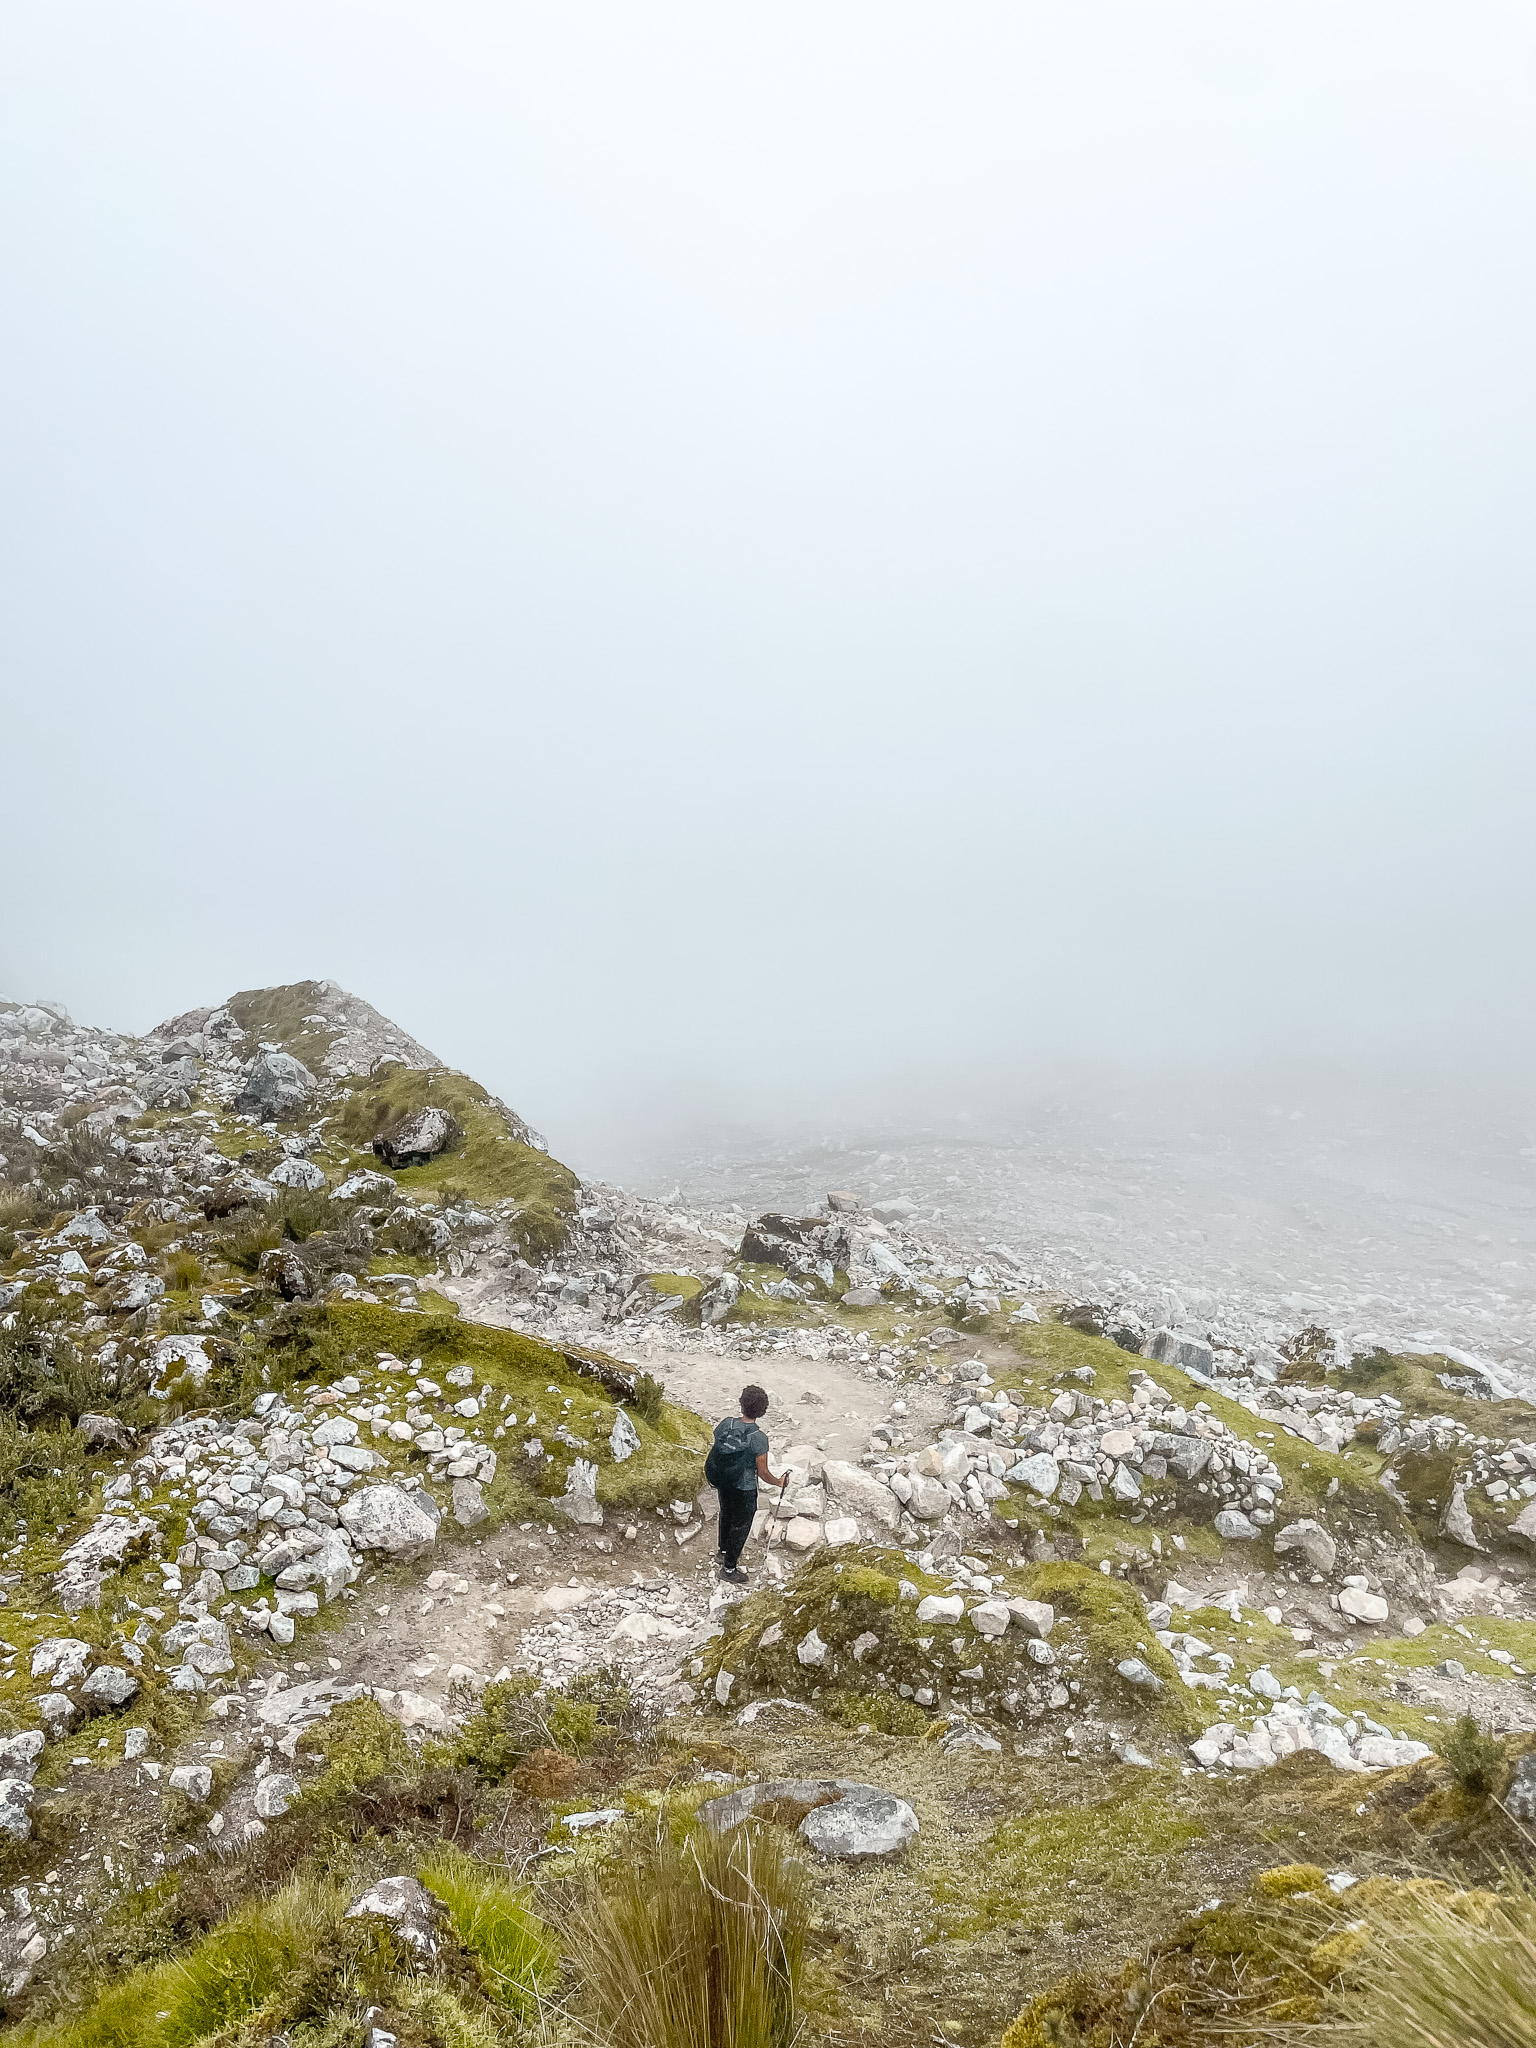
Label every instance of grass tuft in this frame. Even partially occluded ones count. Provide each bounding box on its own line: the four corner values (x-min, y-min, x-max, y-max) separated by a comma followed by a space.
566, 1820, 810, 2048
417, 1849, 555, 2014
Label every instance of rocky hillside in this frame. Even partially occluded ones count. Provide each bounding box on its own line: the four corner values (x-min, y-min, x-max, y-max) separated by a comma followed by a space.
0, 981, 1532, 2048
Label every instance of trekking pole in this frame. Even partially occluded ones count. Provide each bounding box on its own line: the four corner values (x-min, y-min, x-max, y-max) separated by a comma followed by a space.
768, 1471, 789, 1547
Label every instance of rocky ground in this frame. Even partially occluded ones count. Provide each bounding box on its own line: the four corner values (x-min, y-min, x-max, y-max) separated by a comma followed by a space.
0, 981, 1533, 2048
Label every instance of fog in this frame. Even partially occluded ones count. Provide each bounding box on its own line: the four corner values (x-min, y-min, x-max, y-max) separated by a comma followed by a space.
6, 4, 1536, 1210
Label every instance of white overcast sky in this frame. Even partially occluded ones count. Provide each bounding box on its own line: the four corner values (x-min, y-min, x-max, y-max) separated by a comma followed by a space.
4, 4, 1535, 1156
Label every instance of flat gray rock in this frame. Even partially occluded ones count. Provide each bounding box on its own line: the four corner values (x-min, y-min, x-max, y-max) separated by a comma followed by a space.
699, 1777, 918, 1859
340, 1484, 439, 1556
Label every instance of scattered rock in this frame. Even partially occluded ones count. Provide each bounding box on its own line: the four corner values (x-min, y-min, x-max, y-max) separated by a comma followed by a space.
169, 1764, 213, 1802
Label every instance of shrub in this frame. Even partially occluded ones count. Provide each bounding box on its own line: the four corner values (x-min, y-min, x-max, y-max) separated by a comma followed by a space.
1443, 1713, 1504, 1795
566, 1821, 810, 2048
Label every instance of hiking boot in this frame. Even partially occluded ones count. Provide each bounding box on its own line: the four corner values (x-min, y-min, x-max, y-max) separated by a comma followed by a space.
719, 1565, 748, 1585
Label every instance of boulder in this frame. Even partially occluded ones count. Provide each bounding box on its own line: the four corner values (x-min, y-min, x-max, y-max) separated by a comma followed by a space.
256, 1678, 368, 1739
346, 1875, 442, 1956
270, 1156, 325, 1191
1510, 1501, 1536, 1547
802, 1785, 919, 1859
1338, 1585, 1389, 1625
54, 1515, 155, 1612
340, 1485, 439, 1557
0, 1781, 34, 1843
1142, 1328, 1216, 1376
235, 1050, 317, 1122
257, 1246, 311, 1300
1006, 1598, 1054, 1639
0, 1735, 44, 1784
169, 1764, 213, 1802
553, 1458, 603, 1528
1440, 1484, 1484, 1552
969, 1600, 1010, 1638
915, 1594, 964, 1625
374, 1688, 452, 1734
143, 1056, 199, 1109
1506, 1751, 1536, 1822
698, 1273, 741, 1326
372, 1107, 463, 1169
451, 1478, 487, 1528
75, 1413, 136, 1454
30, 1637, 91, 1684
907, 1476, 951, 1521
1274, 1519, 1337, 1573
821, 1461, 900, 1533
36, 1695, 74, 1740
1005, 1452, 1059, 1498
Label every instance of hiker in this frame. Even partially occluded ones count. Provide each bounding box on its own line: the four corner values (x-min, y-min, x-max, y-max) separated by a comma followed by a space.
705, 1383, 787, 1584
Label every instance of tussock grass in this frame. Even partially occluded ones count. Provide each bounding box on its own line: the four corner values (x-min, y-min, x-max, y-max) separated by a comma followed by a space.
418, 1849, 555, 2013
1319, 1876, 1536, 2048
566, 1820, 810, 2048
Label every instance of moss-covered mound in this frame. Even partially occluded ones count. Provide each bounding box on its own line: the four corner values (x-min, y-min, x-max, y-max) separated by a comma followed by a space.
702, 1552, 1200, 1742
334, 1065, 577, 1259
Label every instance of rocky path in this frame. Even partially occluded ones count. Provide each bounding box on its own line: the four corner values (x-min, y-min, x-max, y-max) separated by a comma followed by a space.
320, 1292, 958, 1726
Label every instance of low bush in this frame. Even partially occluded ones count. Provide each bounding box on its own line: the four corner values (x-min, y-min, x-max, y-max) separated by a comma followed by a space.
1442, 1713, 1505, 1796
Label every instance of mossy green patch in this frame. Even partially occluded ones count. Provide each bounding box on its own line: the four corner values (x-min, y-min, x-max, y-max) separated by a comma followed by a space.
227, 980, 341, 1075
1023, 1561, 1206, 1738
333, 1066, 577, 1259
944, 1771, 1204, 1936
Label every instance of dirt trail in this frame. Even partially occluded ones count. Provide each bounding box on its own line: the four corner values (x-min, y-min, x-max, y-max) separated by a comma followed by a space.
318, 1314, 956, 1717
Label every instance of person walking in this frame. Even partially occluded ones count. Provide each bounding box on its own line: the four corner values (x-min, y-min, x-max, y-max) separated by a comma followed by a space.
705, 1384, 787, 1584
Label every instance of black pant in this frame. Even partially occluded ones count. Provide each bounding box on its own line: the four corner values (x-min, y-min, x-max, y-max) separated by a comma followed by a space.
716, 1484, 758, 1568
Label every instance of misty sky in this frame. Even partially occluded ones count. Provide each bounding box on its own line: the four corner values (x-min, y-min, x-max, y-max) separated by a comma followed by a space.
5, 4, 1536, 1161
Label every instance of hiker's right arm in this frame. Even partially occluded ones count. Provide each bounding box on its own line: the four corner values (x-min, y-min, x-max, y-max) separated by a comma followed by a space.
756, 1452, 788, 1489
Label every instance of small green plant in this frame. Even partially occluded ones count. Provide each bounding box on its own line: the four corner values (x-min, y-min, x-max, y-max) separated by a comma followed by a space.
165, 1250, 203, 1294
418, 1849, 555, 2014
567, 1820, 810, 2048
1442, 1713, 1504, 1795
630, 1370, 665, 1425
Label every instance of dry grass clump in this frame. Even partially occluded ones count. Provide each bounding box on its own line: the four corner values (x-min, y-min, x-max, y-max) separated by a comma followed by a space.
1329, 1874, 1536, 2048
565, 1820, 810, 2048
